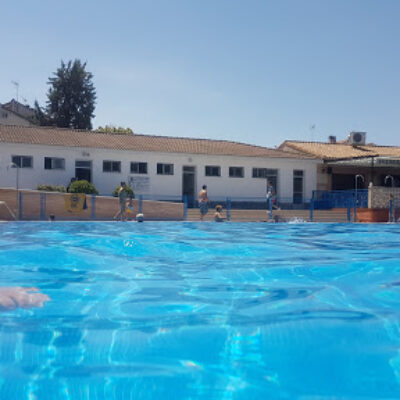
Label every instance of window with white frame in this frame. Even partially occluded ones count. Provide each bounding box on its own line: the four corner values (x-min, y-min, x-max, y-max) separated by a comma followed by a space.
44, 157, 65, 170
11, 155, 33, 168
130, 162, 147, 174
205, 165, 221, 177
229, 166, 244, 178
103, 160, 121, 173
157, 163, 174, 175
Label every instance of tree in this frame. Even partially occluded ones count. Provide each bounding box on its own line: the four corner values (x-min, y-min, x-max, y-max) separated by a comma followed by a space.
97, 125, 133, 134
35, 59, 96, 129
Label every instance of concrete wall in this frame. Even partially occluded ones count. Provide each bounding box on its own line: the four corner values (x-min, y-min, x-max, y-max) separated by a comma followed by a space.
0, 188, 184, 221
368, 185, 400, 209
0, 142, 319, 201
316, 164, 331, 191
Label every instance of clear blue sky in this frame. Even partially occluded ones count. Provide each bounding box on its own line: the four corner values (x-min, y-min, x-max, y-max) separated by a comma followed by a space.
1, 0, 399, 147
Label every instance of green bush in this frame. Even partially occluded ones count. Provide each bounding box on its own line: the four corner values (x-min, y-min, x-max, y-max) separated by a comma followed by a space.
112, 184, 134, 198
37, 184, 66, 192
68, 180, 99, 195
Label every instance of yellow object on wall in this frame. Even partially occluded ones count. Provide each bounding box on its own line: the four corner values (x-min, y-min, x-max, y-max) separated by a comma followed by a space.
64, 194, 86, 212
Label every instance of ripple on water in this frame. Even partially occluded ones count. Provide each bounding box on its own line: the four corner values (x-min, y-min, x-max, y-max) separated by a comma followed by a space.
1, 222, 400, 399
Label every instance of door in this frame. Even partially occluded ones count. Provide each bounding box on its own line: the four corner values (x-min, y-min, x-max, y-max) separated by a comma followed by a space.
75, 160, 92, 182
182, 166, 196, 207
293, 170, 304, 204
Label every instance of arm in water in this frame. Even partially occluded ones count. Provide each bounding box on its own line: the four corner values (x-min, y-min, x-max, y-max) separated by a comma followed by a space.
0, 287, 50, 310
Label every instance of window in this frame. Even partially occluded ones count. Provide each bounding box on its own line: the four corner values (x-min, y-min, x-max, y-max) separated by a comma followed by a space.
157, 163, 174, 175
253, 168, 278, 179
44, 157, 65, 170
130, 162, 147, 174
103, 160, 121, 173
76, 160, 91, 168
293, 170, 304, 204
252, 168, 266, 178
253, 168, 279, 194
205, 165, 221, 177
1, 112, 8, 118
11, 155, 33, 168
229, 166, 244, 178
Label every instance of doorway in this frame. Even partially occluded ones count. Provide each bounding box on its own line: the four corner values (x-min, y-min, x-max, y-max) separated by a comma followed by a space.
75, 160, 92, 182
182, 166, 196, 207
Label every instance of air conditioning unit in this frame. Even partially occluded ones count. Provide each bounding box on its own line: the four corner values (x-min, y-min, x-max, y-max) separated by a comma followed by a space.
349, 131, 366, 145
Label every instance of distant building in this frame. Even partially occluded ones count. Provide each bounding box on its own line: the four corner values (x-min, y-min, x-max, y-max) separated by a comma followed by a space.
279, 132, 400, 190
0, 125, 318, 203
0, 99, 35, 127
2, 99, 35, 120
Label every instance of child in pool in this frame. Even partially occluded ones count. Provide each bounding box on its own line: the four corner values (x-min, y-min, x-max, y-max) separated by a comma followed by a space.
214, 205, 224, 222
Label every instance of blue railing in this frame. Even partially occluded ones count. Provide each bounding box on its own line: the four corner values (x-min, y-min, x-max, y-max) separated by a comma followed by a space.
312, 189, 368, 210
12, 189, 377, 222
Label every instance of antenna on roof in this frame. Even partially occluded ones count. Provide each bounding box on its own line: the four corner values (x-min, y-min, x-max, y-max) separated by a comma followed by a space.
11, 81, 19, 104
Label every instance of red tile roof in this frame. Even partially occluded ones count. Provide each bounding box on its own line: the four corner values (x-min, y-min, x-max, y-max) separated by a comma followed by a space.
280, 140, 400, 160
0, 125, 312, 159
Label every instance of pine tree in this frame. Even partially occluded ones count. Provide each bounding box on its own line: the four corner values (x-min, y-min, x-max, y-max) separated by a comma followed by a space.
35, 59, 96, 130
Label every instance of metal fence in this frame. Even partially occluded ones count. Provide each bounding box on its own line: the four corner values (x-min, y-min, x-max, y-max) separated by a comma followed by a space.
15, 191, 183, 221
312, 189, 368, 209
182, 194, 366, 222
9, 189, 390, 223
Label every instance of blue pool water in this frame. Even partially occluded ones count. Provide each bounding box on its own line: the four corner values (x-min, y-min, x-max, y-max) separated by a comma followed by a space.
1, 222, 400, 399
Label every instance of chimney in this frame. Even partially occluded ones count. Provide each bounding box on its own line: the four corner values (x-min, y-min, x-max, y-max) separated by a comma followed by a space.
328, 135, 336, 144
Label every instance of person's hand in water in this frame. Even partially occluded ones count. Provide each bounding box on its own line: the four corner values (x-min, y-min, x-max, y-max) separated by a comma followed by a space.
0, 287, 50, 310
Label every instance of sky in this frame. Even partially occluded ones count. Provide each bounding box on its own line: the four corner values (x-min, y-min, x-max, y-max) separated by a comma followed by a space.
1, 0, 399, 148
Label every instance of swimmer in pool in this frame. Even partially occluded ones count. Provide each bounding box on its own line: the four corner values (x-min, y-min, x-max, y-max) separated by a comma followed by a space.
214, 205, 224, 222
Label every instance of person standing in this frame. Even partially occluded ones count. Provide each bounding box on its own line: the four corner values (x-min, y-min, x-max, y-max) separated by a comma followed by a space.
115, 182, 128, 221
266, 180, 273, 204
266, 180, 278, 210
198, 185, 209, 221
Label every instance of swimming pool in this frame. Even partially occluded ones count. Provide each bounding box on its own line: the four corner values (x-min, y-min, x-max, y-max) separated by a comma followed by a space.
0, 222, 400, 399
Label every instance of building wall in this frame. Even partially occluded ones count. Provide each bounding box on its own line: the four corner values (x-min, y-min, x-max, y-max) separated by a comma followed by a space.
0, 106, 33, 127
0, 142, 319, 201
317, 165, 331, 191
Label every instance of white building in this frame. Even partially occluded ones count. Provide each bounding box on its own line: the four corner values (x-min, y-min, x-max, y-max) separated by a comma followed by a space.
0, 125, 319, 203
0, 104, 34, 127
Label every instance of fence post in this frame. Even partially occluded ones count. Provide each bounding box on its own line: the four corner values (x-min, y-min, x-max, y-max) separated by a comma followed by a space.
40, 193, 46, 220
139, 195, 143, 214
91, 195, 96, 220
347, 199, 351, 223
268, 197, 273, 219
353, 195, 357, 223
183, 194, 188, 221
310, 198, 314, 222
389, 199, 393, 223
227, 197, 231, 221
18, 191, 22, 220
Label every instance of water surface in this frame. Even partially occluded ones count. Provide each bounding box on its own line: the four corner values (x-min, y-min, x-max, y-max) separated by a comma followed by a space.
0, 222, 400, 399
